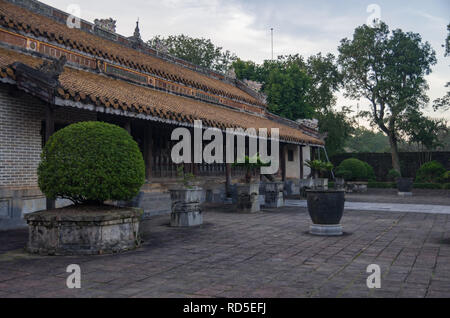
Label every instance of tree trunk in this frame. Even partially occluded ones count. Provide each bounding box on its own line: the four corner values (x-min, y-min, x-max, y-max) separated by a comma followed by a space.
388, 133, 401, 175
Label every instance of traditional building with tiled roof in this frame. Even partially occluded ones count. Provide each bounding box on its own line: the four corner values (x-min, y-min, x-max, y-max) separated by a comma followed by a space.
0, 0, 324, 230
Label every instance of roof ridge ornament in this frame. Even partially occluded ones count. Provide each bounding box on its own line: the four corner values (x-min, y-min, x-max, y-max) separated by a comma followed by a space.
37, 55, 67, 81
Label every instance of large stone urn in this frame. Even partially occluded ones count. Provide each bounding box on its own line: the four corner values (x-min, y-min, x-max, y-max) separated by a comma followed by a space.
24, 206, 143, 255
306, 189, 345, 236
169, 186, 204, 226
235, 182, 260, 213
397, 177, 413, 196
263, 181, 284, 208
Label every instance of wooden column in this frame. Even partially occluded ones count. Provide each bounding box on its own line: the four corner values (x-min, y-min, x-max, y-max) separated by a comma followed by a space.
144, 124, 153, 181
280, 143, 286, 182
299, 145, 304, 179
45, 104, 55, 210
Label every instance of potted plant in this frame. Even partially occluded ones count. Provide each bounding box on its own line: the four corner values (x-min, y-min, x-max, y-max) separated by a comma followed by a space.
232, 154, 270, 213
388, 168, 413, 196
28, 122, 145, 255
169, 166, 204, 226
336, 158, 372, 193
305, 159, 333, 189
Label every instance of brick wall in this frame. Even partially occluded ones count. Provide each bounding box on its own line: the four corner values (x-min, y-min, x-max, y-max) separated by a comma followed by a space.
0, 83, 96, 188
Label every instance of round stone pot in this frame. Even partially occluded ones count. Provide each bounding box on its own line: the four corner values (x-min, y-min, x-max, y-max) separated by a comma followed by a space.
306, 189, 345, 236
397, 177, 413, 194
24, 206, 143, 255
169, 186, 204, 227
235, 182, 260, 213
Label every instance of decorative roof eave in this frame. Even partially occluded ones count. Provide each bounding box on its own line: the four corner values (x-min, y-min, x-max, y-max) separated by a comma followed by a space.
0, 69, 322, 147
0, 2, 266, 107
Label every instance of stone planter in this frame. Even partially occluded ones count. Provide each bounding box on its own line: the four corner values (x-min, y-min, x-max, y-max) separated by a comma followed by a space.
169, 186, 204, 227
306, 189, 345, 236
346, 181, 368, 193
263, 182, 284, 208
334, 178, 345, 190
235, 182, 260, 213
312, 178, 328, 190
24, 206, 143, 255
397, 177, 413, 196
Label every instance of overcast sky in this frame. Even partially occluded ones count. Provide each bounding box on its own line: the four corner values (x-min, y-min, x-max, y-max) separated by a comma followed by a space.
44, 0, 450, 123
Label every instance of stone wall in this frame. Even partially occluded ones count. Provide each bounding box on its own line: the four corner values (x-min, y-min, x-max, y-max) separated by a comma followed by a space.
331, 152, 450, 181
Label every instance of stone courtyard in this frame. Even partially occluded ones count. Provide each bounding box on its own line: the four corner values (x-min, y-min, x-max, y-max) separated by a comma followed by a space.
1, 193, 450, 298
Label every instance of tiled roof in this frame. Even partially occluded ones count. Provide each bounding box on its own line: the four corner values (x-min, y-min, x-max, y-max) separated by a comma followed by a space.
0, 0, 264, 107
0, 47, 324, 145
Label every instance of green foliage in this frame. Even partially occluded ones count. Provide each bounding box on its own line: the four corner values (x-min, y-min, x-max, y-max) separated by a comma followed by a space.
38, 121, 145, 205
147, 34, 237, 73
338, 21, 437, 172
440, 171, 450, 183
443, 183, 450, 190
335, 169, 352, 180
305, 160, 333, 178
176, 165, 196, 189
345, 126, 390, 153
415, 161, 446, 183
318, 107, 355, 156
387, 169, 401, 181
368, 181, 396, 189
413, 183, 443, 189
233, 154, 270, 168
336, 158, 370, 181
363, 162, 376, 181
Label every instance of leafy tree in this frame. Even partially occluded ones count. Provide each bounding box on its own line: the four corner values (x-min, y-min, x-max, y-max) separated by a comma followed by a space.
338, 22, 437, 175
317, 107, 355, 156
433, 23, 450, 111
345, 126, 390, 153
147, 34, 237, 73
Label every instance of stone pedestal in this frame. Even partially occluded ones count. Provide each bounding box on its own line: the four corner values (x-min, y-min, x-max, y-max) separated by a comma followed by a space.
398, 192, 412, 196
169, 187, 203, 227
310, 224, 343, 236
235, 183, 260, 213
24, 206, 143, 255
263, 182, 284, 208
346, 182, 367, 193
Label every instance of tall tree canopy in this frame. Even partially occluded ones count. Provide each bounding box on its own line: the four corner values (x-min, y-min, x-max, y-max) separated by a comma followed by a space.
338, 21, 437, 174
433, 23, 450, 111
147, 34, 237, 73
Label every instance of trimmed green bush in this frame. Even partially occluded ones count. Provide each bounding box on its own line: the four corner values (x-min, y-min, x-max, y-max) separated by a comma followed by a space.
368, 181, 396, 188
336, 158, 369, 181
415, 161, 446, 183
443, 183, 450, 190
363, 162, 376, 181
38, 121, 145, 204
387, 169, 401, 181
412, 183, 442, 189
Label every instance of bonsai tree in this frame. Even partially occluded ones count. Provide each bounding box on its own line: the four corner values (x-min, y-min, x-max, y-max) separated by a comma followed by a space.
336, 158, 371, 182
38, 121, 145, 205
387, 168, 401, 181
176, 165, 196, 189
415, 161, 446, 183
305, 160, 333, 179
232, 153, 270, 183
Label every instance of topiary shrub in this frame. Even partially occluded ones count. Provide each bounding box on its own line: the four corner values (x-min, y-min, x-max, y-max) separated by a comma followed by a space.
387, 168, 401, 181
336, 158, 368, 181
363, 162, 376, 181
38, 121, 145, 205
415, 161, 446, 183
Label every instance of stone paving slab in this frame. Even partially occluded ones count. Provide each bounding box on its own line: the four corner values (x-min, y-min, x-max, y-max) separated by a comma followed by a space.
285, 200, 450, 214
0, 205, 449, 298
